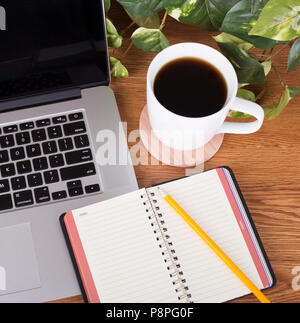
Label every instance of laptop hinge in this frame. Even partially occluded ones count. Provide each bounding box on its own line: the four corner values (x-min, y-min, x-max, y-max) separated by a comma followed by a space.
0, 88, 82, 113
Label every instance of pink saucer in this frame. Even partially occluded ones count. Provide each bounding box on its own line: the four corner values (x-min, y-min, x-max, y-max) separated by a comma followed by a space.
139, 106, 224, 168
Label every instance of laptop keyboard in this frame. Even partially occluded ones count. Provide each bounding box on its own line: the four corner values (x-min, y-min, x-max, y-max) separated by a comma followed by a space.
0, 109, 102, 213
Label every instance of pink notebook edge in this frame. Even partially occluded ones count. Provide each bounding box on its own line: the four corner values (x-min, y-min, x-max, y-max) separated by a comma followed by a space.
216, 168, 271, 288
64, 211, 100, 303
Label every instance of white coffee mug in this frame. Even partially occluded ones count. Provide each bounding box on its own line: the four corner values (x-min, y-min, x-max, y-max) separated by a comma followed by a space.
147, 43, 264, 151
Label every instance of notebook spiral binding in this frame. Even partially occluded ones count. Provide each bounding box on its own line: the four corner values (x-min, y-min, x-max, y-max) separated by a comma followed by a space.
141, 191, 193, 303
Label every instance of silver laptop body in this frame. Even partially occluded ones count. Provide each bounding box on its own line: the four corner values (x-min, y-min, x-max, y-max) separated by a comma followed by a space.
0, 0, 138, 302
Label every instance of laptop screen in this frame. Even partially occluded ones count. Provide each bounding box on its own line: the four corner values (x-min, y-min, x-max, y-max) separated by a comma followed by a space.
0, 0, 109, 101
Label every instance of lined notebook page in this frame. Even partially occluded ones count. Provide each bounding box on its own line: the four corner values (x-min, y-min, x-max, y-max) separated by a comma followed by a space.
148, 169, 263, 303
72, 189, 178, 303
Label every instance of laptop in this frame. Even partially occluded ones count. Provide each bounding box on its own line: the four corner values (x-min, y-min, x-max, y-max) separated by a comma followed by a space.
0, 0, 138, 302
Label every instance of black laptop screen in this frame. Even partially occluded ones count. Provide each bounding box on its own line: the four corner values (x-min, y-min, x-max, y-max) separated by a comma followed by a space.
0, 0, 109, 101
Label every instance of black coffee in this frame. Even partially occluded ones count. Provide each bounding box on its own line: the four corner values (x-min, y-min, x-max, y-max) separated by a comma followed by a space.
154, 57, 227, 118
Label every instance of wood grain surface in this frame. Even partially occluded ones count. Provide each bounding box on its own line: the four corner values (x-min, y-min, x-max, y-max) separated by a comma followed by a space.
53, 3, 300, 303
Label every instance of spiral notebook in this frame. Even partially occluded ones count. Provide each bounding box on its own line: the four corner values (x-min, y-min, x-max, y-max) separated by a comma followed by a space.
60, 167, 275, 303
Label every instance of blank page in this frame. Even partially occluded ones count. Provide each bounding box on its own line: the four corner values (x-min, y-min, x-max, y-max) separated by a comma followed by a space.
148, 169, 264, 303
71, 189, 178, 303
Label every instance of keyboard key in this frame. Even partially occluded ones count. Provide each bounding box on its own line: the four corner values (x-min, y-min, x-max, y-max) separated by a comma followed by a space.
47, 126, 63, 139
10, 147, 25, 161
1, 163, 16, 177
67, 180, 82, 189
26, 144, 41, 158
85, 184, 101, 194
44, 170, 59, 184
32, 129, 47, 142
34, 187, 50, 204
68, 186, 84, 197
20, 122, 34, 131
69, 112, 83, 121
65, 149, 92, 165
53, 116, 67, 124
33, 157, 48, 171
58, 138, 73, 152
60, 163, 96, 181
4, 125, 18, 134
74, 134, 89, 148
16, 132, 31, 145
63, 121, 86, 136
67, 180, 83, 197
14, 190, 34, 208
0, 194, 13, 211
11, 176, 26, 191
28, 173, 43, 187
52, 191, 67, 201
17, 160, 32, 174
0, 135, 15, 148
0, 179, 10, 193
0, 150, 9, 163
49, 154, 64, 168
36, 119, 51, 127
42, 141, 57, 155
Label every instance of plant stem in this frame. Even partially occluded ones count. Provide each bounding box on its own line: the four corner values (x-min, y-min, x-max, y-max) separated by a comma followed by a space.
120, 21, 136, 36
120, 41, 134, 60
259, 50, 267, 62
265, 41, 291, 61
160, 11, 168, 30
272, 63, 286, 89
249, 42, 291, 60
256, 87, 266, 102
118, 16, 152, 61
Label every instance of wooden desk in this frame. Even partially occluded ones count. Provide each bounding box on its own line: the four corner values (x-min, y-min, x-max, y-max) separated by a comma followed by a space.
56, 7, 300, 303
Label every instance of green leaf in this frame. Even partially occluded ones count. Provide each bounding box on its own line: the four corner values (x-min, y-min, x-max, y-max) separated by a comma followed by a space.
288, 38, 300, 72
262, 61, 272, 76
117, 0, 164, 19
131, 27, 170, 52
106, 18, 123, 48
163, 0, 215, 31
217, 42, 266, 84
104, 0, 111, 14
125, 10, 161, 29
221, 0, 280, 50
213, 33, 254, 51
110, 57, 129, 78
250, 0, 300, 41
288, 86, 300, 97
229, 110, 251, 118
239, 83, 249, 88
264, 86, 290, 120
205, 0, 241, 29
237, 89, 256, 102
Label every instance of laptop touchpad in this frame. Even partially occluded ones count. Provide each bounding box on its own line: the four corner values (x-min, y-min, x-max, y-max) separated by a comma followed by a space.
0, 223, 41, 296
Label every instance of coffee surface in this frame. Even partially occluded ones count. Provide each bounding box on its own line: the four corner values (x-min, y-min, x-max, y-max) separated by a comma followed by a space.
154, 57, 227, 118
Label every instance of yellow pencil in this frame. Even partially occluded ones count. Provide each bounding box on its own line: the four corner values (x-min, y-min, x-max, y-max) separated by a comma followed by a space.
158, 187, 271, 304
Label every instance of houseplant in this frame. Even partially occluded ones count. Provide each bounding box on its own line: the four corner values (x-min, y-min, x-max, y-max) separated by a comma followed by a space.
105, 0, 300, 120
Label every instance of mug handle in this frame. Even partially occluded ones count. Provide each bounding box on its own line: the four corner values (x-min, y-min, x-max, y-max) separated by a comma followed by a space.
217, 97, 265, 134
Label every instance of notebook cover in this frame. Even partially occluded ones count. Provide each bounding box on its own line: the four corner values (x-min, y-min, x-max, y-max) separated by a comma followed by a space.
60, 167, 276, 303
